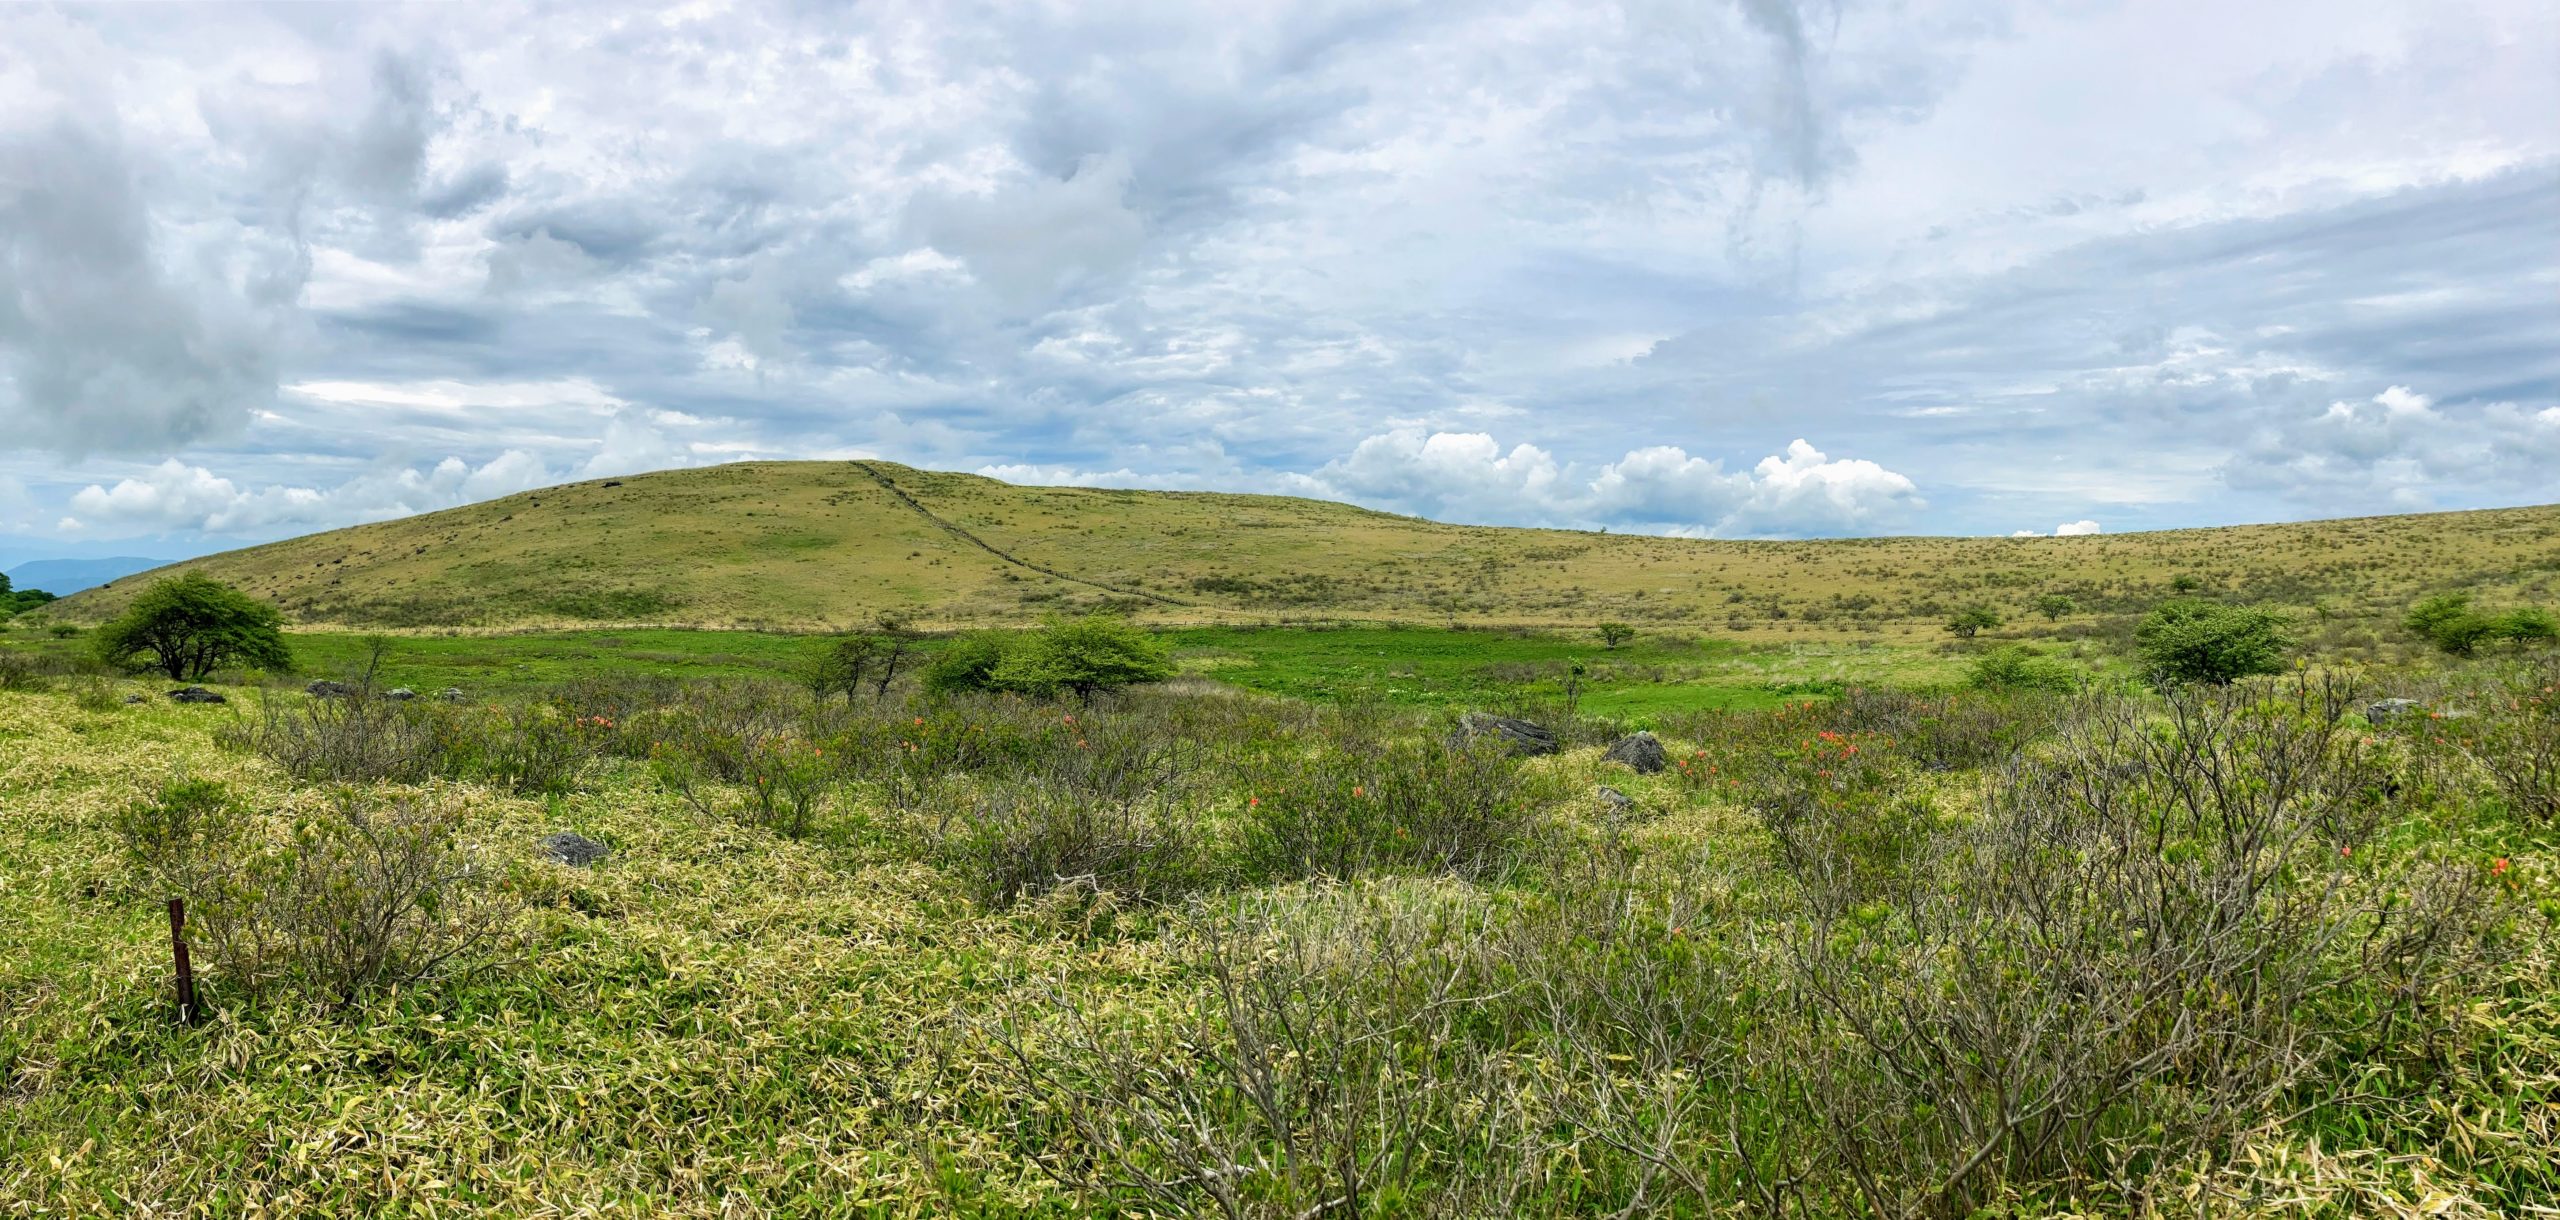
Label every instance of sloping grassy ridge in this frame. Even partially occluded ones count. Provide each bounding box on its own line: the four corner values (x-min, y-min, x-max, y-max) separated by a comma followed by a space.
44, 460, 2560, 636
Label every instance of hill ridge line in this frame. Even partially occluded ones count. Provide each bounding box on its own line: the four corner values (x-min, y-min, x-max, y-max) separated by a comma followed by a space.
847, 461, 1193, 608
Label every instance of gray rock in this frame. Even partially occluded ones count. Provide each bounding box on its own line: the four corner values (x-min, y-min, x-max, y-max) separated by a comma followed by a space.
539, 832, 609, 867
1451, 711, 1560, 757
2366, 698, 2423, 723
306, 679, 355, 699
385, 687, 418, 702
1597, 785, 1634, 812
122, 694, 147, 704
166, 686, 226, 704
438, 688, 467, 704
1602, 731, 1668, 774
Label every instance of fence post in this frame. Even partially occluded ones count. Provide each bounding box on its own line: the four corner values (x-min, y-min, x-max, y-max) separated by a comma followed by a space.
167, 898, 199, 1026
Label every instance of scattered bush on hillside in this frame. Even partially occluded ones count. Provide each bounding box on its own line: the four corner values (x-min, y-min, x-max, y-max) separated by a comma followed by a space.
1967, 642, 2083, 693
2404, 592, 2558, 655
115, 779, 510, 1009
2134, 597, 2292, 685
1596, 621, 1634, 649
2033, 592, 2077, 621
93, 573, 291, 681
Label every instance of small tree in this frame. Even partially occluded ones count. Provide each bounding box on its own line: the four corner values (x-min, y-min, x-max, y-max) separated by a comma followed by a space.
993, 614, 1176, 700
2134, 598, 2291, 685
2032, 593, 2076, 622
1946, 606, 2002, 639
93, 574, 290, 681
1596, 622, 1635, 650
803, 633, 886, 702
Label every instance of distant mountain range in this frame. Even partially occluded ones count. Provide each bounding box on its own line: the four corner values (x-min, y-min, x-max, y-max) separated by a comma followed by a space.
4, 556, 169, 597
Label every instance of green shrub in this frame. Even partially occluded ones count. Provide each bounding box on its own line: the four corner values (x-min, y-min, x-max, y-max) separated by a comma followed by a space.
115, 779, 510, 1009
93, 574, 290, 680
1967, 643, 2082, 693
921, 631, 1018, 694
2134, 598, 2291, 685
2405, 593, 2556, 655
926, 615, 1174, 700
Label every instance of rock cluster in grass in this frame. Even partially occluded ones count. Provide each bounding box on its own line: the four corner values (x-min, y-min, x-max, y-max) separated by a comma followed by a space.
167, 686, 226, 704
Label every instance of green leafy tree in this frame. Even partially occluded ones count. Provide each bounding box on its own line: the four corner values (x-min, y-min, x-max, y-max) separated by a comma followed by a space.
921, 632, 1017, 695
1596, 622, 1635, 650
1946, 606, 2003, 639
2170, 574, 2207, 594
2032, 593, 2076, 622
991, 614, 1175, 700
92, 574, 291, 681
2134, 598, 2291, 685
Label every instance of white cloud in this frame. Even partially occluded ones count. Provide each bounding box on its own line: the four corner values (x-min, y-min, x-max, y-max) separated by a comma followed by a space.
2226, 385, 2560, 509
1306, 431, 1921, 538
2010, 519, 2102, 536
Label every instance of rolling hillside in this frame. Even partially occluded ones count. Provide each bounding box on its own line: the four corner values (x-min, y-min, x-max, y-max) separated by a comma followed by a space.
48, 460, 2560, 637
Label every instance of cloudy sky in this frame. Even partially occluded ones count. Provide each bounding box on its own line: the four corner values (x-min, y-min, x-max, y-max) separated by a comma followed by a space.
2, 0, 2554, 563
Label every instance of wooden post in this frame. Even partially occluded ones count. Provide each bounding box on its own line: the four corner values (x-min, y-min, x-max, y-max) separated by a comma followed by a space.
167, 898, 199, 1026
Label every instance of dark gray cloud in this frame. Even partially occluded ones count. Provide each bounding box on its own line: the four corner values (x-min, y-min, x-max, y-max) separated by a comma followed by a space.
0, 0, 2552, 557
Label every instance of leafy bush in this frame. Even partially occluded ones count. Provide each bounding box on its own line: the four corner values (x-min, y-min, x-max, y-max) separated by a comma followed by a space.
2134, 597, 2291, 685
114, 779, 510, 1009
1235, 735, 1548, 884
2405, 593, 2557, 655
93, 574, 291, 680
924, 615, 1174, 700
2033, 592, 2076, 621
920, 631, 1017, 695
1966, 642, 2082, 692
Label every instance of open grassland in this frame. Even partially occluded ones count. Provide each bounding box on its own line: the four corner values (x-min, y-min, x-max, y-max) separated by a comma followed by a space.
3, 643, 2555, 1216
2, 621, 1982, 714
34, 461, 2560, 646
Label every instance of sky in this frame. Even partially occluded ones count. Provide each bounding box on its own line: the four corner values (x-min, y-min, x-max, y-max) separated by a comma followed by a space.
1, 0, 2555, 564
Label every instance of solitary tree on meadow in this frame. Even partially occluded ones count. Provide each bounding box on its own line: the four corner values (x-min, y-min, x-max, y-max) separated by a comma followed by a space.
93, 574, 291, 681
1596, 622, 1635, 650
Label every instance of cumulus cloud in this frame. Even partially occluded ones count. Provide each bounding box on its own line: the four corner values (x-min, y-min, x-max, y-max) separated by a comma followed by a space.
2224, 385, 2560, 510
1306, 430, 1920, 538
58, 407, 709, 538
2011, 520, 2102, 537
3, 0, 2555, 552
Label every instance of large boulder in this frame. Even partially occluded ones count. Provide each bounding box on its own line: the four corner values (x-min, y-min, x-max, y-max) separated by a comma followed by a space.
166, 686, 227, 704
2366, 698, 2423, 724
438, 688, 467, 704
1597, 784, 1635, 813
1603, 731, 1669, 774
306, 679, 355, 699
1451, 711, 1560, 757
539, 832, 609, 867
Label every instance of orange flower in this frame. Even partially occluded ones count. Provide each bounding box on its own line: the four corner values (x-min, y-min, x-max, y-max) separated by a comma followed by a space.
2492, 857, 2510, 875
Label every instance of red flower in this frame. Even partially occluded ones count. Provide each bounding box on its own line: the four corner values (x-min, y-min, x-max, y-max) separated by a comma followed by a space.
2492, 857, 2510, 875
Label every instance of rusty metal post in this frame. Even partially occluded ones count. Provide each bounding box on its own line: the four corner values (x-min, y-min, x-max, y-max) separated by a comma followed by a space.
167, 898, 199, 1026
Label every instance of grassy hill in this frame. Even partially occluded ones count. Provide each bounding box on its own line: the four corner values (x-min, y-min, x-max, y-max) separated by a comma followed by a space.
46, 460, 2560, 638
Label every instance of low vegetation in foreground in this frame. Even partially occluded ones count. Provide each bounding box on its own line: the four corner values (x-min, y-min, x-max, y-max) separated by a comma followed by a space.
2, 587, 2557, 1216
